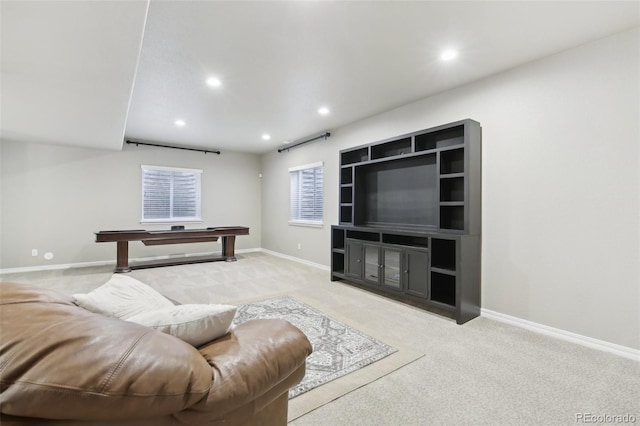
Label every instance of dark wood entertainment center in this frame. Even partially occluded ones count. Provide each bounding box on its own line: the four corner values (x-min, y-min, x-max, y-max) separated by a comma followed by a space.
331, 119, 481, 324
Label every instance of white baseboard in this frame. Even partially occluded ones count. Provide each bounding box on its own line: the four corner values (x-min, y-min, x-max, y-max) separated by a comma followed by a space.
0, 248, 262, 275
258, 248, 330, 271
481, 308, 640, 361
0, 260, 113, 274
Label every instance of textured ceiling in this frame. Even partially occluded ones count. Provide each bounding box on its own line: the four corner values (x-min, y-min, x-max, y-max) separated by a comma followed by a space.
2, 1, 638, 153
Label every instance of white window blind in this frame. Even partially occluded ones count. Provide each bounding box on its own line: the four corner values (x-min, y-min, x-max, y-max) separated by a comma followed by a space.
289, 162, 323, 226
141, 165, 202, 223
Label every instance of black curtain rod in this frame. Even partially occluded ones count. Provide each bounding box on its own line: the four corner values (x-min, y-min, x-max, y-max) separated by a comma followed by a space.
277, 132, 331, 153
126, 140, 221, 155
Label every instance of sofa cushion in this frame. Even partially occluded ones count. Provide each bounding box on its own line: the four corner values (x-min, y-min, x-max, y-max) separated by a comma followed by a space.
0, 282, 213, 421
72, 274, 174, 319
126, 303, 237, 347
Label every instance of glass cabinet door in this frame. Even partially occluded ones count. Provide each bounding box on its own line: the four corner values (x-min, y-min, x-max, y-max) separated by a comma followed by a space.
382, 248, 402, 289
345, 241, 363, 279
364, 245, 380, 285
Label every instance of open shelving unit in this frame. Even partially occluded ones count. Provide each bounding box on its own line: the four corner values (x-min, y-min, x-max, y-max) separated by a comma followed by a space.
331, 119, 481, 324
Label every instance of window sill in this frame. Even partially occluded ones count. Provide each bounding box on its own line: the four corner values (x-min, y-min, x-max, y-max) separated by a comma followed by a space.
141, 219, 204, 224
288, 220, 323, 228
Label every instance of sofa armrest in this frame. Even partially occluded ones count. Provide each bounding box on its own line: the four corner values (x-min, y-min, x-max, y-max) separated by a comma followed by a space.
175, 319, 312, 423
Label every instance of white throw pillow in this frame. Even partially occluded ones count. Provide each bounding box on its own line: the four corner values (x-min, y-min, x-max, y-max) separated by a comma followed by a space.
125, 304, 237, 347
72, 274, 174, 319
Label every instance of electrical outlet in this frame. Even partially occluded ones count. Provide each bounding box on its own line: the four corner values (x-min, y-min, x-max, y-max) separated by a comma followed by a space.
31, 249, 38, 257
297, 243, 301, 250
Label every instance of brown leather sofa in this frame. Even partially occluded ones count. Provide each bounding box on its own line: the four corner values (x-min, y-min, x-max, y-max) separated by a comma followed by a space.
0, 282, 312, 425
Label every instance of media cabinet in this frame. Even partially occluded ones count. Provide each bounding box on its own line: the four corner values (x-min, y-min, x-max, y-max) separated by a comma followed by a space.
331, 119, 481, 324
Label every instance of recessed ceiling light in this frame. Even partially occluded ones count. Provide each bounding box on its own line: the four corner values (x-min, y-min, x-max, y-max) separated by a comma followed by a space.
318, 106, 330, 115
206, 76, 222, 87
262, 133, 271, 141
175, 119, 186, 127
440, 49, 458, 61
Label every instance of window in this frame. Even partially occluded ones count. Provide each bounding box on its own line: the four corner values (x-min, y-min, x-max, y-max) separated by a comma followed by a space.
141, 165, 202, 223
289, 162, 323, 226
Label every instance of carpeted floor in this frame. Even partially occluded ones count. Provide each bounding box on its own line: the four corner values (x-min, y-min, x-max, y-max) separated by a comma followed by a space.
231, 294, 423, 420
2, 252, 639, 425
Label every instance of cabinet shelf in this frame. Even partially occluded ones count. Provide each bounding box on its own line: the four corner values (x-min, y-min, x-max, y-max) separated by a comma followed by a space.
341, 148, 369, 165
332, 228, 346, 250
341, 167, 353, 185
440, 148, 465, 174
440, 176, 464, 204
439, 143, 465, 152
440, 172, 464, 179
340, 206, 353, 223
430, 266, 456, 276
331, 241, 345, 277
440, 206, 464, 231
431, 239, 456, 270
350, 149, 429, 168
382, 233, 429, 248
415, 125, 465, 152
340, 186, 353, 204
431, 271, 456, 307
346, 230, 379, 242
371, 137, 412, 160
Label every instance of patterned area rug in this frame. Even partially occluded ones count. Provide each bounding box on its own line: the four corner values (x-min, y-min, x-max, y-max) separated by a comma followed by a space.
232, 296, 397, 398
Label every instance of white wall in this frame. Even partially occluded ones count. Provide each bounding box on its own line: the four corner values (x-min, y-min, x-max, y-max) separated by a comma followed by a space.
0, 142, 262, 268
260, 28, 640, 349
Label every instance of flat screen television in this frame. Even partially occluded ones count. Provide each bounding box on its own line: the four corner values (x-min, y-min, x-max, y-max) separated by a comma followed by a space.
354, 154, 437, 229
